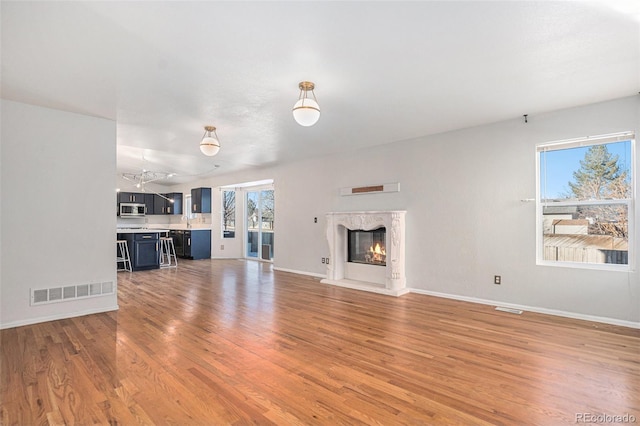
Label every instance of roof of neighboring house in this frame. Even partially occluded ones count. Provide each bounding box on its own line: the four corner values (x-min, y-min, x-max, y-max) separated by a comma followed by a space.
543, 205, 578, 215
552, 219, 589, 226
544, 234, 628, 250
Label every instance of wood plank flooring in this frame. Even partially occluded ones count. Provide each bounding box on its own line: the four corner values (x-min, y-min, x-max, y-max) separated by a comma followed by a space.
2, 259, 639, 425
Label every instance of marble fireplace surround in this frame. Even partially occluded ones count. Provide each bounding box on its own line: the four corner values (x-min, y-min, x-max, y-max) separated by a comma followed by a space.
321, 211, 408, 296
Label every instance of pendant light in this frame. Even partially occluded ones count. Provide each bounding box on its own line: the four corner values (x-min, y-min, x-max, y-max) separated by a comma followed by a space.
292, 81, 320, 126
200, 125, 220, 156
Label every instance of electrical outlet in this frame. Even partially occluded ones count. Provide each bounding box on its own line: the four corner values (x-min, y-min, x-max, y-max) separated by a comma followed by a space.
314, 217, 318, 223
220, 245, 224, 250
322, 258, 325, 264
494, 275, 501, 285
326, 257, 329, 265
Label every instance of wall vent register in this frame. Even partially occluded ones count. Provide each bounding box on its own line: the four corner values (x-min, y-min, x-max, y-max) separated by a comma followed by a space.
30, 281, 115, 305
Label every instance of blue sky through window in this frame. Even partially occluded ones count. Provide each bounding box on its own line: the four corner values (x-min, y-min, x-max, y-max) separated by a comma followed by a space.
540, 140, 632, 200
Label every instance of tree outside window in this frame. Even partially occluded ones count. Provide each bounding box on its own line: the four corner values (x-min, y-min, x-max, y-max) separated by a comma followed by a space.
569, 144, 630, 239
222, 190, 235, 238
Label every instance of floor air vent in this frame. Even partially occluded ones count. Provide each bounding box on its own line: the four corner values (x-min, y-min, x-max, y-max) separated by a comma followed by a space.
31, 281, 115, 306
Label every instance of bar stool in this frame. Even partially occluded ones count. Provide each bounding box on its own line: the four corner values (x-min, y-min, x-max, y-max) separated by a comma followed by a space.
116, 240, 132, 272
160, 236, 178, 268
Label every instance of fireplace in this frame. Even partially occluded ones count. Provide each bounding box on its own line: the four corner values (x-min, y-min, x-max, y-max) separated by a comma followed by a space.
322, 211, 407, 296
348, 228, 386, 266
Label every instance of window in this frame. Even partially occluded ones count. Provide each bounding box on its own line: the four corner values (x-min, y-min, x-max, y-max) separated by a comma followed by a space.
222, 190, 236, 238
537, 132, 634, 270
246, 188, 274, 260
184, 195, 195, 220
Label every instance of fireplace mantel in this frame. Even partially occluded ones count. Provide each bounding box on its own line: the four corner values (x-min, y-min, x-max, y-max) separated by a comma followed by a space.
321, 211, 408, 296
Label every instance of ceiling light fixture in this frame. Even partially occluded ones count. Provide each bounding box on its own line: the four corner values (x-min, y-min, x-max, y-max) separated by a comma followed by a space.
121, 170, 176, 201
122, 170, 175, 187
292, 81, 320, 127
200, 125, 220, 156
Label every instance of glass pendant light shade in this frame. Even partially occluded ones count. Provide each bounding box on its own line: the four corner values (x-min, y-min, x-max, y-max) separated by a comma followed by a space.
200, 126, 220, 156
293, 98, 320, 126
200, 137, 220, 156
293, 81, 320, 126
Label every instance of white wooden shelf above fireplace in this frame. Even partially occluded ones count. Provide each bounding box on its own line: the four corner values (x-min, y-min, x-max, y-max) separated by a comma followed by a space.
321, 210, 408, 297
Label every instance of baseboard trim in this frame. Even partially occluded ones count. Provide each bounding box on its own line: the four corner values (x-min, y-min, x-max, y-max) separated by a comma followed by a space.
321, 278, 410, 297
411, 289, 640, 329
0, 304, 120, 330
273, 267, 326, 279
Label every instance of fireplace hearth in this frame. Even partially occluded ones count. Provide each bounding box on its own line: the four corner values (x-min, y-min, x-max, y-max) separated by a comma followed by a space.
322, 211, 407, 296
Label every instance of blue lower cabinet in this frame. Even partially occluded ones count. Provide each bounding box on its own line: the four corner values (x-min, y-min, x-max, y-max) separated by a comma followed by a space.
183, 230, 211, 260
118, 233, 160, 271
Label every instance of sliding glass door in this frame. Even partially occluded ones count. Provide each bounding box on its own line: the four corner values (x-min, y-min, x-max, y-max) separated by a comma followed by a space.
246, 189, 274, 260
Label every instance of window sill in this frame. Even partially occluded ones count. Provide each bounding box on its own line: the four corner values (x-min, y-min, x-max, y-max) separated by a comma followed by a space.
536, 259, 633, 273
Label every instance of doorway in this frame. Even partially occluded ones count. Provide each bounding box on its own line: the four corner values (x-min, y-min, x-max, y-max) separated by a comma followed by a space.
246, 188, 274, 261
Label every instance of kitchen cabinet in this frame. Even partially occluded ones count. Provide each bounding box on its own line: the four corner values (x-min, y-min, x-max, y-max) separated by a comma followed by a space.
118, 192, 182, 215
118, 191, 145, 204
144, 193, 155, 215
117, 232, 160, 271
153, 194, 167, 214
191, 187, 211, 213
166, 192, 183, 215
153, 193, 183, 215
185, 229, 211, 259
133, 235, 159, 269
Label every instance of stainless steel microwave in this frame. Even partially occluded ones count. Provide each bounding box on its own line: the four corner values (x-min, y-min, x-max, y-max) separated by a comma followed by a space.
119, 203, 146, 217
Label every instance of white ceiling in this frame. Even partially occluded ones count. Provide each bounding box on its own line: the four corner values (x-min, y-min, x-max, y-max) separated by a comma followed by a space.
2, 1, 639, 186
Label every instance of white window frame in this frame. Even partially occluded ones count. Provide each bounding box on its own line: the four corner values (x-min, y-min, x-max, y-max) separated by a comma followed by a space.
243, 183, 275, 262
184, 194, 196, 220
536, 131, 635, 271
221, 189, 236, 239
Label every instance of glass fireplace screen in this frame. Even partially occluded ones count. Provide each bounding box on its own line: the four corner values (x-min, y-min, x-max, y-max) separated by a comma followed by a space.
348, 227, 386, 266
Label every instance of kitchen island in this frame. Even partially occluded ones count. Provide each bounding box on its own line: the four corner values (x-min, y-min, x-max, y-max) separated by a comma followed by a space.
117, 229, 169, 271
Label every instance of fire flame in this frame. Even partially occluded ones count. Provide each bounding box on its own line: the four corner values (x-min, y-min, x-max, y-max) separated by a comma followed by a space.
368, 243, 386, 263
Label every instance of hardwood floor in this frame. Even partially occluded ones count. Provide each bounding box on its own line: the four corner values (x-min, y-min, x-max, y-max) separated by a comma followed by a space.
2, 259, 639, 425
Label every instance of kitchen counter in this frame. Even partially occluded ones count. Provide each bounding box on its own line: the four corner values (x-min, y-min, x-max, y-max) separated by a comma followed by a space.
117, 228, 170, 234
149, 225, 211, 231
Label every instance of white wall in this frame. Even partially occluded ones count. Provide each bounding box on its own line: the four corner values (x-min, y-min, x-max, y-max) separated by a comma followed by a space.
1, 100, 118, 328
173, 95, 639, 326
